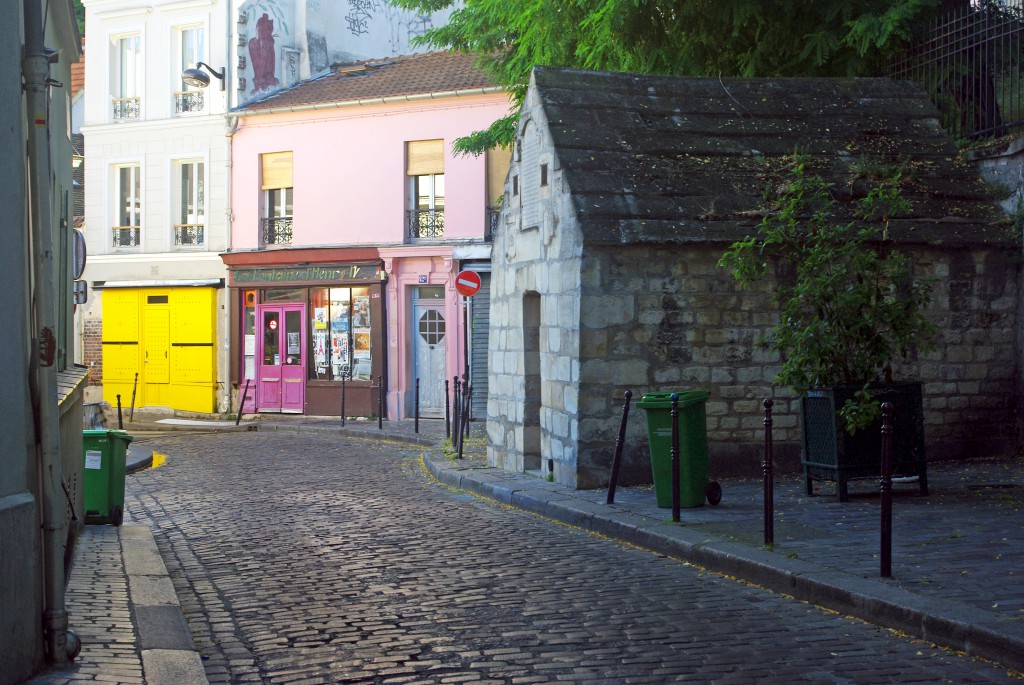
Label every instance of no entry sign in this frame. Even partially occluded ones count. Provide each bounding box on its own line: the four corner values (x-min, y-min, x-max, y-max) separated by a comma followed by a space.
455, 270, 481, 297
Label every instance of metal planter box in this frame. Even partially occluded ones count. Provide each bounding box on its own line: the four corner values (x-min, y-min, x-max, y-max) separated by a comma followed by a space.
801, 382, 928, 502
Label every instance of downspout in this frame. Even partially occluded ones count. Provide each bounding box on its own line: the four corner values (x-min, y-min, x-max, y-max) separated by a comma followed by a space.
23, 0, 79, 664
224, 0, 238, 411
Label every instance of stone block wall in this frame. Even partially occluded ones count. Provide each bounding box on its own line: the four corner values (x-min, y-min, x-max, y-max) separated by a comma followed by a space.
573, 241, 1019, 487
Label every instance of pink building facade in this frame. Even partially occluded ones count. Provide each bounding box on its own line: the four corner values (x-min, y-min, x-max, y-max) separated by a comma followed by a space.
224, 52, 510, 420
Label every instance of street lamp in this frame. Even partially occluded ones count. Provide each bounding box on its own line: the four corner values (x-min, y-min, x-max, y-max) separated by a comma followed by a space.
181, 62, 225, 90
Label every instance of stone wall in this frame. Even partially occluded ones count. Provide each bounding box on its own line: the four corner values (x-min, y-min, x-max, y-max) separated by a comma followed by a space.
572, 241, 1019, 488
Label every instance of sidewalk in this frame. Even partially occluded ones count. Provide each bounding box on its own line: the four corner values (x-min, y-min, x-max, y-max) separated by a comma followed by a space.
27, 412, 1024, 682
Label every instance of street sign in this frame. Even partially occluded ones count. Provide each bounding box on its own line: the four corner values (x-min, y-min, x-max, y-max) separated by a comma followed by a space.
455, 270, 481, 297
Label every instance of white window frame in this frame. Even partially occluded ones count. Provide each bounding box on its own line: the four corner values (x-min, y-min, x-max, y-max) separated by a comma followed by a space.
110, 32, 142, 121
173, 158, 206, 248
111, 162, 142, 249
174, 24, 206, 115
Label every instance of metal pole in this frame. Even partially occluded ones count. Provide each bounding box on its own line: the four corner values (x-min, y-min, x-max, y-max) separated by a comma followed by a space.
235, 378, 251, 426
129, 372, 139, 422
606, 390, 633, 505
453, 376, 461, 449
117, 394, 123, 430
671, 393, 680, 523
463, 379, 472, 439
880, 401, 895, 578
445, 379, 450, 439
340, 373, 346, 427
414, 377, 420, 434
377, 375, 383, 430
763, 398, 775, 547
457, 384, 471, 460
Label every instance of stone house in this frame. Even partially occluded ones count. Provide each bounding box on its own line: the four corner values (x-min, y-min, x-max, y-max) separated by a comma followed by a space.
487, 66, 1018, 489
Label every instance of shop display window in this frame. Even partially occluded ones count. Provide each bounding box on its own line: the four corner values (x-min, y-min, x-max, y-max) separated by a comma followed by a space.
242, 290, 256, 380
310, 287, 372, 381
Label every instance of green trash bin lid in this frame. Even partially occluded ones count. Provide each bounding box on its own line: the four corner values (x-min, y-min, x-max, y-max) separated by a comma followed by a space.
636, 390, 710, 410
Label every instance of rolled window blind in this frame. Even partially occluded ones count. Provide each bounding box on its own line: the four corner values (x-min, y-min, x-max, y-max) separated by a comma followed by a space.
261, 151, 293, 190
406, 140, 444, 176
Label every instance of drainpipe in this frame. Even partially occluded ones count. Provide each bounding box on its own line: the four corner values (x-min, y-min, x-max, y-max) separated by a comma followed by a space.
23, 0, 79, 665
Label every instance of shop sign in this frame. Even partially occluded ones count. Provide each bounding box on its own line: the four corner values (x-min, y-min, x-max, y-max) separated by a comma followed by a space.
230, 263, 379, 286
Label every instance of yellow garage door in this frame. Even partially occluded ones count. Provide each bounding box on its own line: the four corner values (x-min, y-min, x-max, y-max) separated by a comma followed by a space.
101, 289, 141, 408
168, 287, 216, 412
102, 287, 217, 413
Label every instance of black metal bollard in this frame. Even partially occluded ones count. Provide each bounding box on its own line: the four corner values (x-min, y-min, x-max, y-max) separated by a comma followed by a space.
236, 378, 251, 426
414, 377, 420, 434
116, 394, 123, 430
129, 372, 138, 422
377, 375, 383, 430
606, 390, 633, 505
463, 382, 472, 439
341, 374, 346, 427
880, 401, 895, 578
445, 379, 451, 439
670, 393, 681, 523
763, 398, 775, 547
453, 376, 462, 448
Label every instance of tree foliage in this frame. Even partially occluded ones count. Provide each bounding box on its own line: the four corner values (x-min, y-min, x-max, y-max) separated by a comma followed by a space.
718, 154, 937, 433
391, 0, 942, 153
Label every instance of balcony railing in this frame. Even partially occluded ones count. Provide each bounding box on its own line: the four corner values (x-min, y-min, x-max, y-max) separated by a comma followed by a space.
174, 91, 205, 115
174, 223, 205, 246
112, 226, 140, 248
112, 97, 141, 121
262, 216, 293, 245
407, 208, 444, 241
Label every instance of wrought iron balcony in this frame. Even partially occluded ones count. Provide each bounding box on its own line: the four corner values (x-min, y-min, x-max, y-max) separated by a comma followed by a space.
262, 216, 293, 246
112, 226, 140, 248
407, 208, 444, 241
111, 97, 140, 120
174, 224, 205, 246
174, 91, 205, 115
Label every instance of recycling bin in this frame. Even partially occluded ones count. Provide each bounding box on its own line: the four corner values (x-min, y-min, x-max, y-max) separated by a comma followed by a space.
637, 390, 719, 508
82, 429, 133, 526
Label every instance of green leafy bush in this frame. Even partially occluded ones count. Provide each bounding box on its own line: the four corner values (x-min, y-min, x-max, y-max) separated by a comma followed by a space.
719, 154, 937, 433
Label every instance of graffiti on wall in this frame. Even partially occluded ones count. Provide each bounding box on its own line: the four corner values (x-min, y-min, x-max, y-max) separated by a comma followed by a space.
249, 13, 280, 94
341, 0, 436, 54
237, 0, 452, 105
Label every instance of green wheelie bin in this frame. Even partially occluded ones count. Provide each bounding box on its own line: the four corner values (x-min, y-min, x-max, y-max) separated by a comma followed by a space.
637, 390, 720, 508
82, 429, 133, 526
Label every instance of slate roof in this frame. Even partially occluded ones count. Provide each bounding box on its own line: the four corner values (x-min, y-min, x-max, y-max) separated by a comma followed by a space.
239, 51, 498, 113
530, 67, 1007, 247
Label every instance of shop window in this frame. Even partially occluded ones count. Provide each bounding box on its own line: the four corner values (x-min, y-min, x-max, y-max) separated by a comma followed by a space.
310, 286, 372, 381
242, 290, 256, 380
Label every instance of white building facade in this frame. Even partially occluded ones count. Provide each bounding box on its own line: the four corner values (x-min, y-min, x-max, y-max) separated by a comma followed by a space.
81, 0, 453, 414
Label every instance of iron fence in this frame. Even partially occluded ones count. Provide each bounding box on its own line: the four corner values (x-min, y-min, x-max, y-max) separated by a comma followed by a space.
407, 208, 444, 240
111, 226, 140, 248
174, 223, 204, 246
111, 97, 140, 121
890, 0, 1024, 140
262, 217, 293, 245
174, 91, 204, 115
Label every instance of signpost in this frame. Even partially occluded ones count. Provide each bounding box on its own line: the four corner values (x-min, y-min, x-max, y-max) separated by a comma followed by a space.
454, 270, 481, 415
455, 270, 481, 297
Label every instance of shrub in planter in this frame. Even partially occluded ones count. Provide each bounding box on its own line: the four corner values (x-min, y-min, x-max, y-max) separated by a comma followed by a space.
719, 153, 937, 499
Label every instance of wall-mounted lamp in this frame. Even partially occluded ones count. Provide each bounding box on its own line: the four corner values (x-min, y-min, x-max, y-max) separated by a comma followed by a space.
181, 62, 225, 91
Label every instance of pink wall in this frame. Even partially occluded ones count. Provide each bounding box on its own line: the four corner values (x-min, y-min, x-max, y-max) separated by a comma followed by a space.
230, 95, 512, 250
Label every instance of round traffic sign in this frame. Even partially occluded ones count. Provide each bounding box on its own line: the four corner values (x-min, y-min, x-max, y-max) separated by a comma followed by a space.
455, 270, 481, 297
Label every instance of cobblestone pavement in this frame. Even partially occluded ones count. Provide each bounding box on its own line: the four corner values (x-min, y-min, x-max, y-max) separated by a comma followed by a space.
125, 431, 1020, 684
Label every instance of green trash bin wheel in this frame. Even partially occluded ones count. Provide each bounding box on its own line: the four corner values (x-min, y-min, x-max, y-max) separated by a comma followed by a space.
706, 481, 722, 506
111, 505, 123, 527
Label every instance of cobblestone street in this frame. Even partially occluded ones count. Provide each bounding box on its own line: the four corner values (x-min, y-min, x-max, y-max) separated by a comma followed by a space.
126, 432, 1019, 684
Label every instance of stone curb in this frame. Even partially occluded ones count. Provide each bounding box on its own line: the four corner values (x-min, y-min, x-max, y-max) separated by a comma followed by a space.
120, 524, 208, 685
422, 447, 1024, 673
